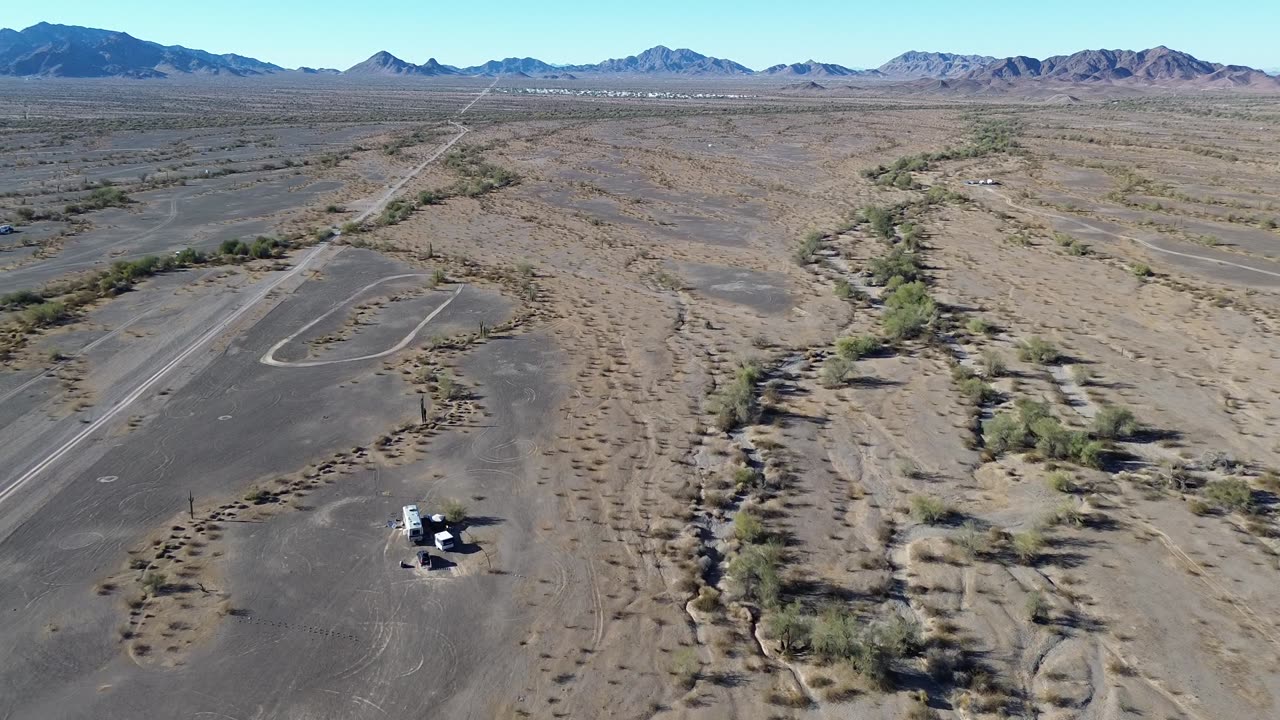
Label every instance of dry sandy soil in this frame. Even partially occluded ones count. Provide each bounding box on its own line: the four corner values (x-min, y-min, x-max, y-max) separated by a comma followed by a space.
1, 81, 1279, 720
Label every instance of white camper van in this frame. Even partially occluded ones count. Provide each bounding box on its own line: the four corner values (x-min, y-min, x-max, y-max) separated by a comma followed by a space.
403, 505, 424, 544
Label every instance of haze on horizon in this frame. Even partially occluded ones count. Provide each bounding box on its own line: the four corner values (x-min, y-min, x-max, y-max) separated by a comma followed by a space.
5, 0, 1277, 72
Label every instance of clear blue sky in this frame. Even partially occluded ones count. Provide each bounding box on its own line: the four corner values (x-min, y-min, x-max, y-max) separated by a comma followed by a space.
7, 1, 1276, 71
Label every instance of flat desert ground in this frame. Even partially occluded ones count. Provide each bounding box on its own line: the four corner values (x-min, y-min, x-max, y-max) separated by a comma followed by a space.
0, 78, 1279, 720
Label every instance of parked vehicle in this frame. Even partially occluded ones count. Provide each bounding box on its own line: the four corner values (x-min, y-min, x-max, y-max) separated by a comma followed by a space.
0, 225, 13, 235
402, 505, 424, 544
433, 530, 455, 552
417, 550, 432, 569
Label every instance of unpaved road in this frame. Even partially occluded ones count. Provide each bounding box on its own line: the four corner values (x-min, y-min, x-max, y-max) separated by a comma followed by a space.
984, 187, 1280, 287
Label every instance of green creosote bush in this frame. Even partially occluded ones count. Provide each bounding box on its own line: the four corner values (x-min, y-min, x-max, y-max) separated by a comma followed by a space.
868, 246, 923, 286
956, 376, 996, 405
863, 205, 895, 239
0, 289, 44, 310
833, 277, 854, 300
1091, 405, 1139, 440
965, 317, 994, 336
442, 498, 468, 524
670, 647, 701, 690
980, 349, 1007, 377
709, 359, 763, 431
141, 571, 167, 596
1016, 336, 1059, 365
733, 466, 764, 491
794, 229, 824, 265
835, 334, 880, 361
882, 280, 937, 341
1011, 530, 1045, 564
1046, 471, 1073, 493
820, 355, 856, 388
1025, 590, 1049, 623
985, 399, 1102, 463
764, 602, 810, 658
909, 495, 950, 524
1203, 478, 1254, 514
734, 510, 767, 544
728, 541, 782, 607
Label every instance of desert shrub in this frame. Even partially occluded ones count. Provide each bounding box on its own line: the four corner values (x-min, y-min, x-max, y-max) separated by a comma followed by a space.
670, 648, 701, 690
897, 457, 924, 479
882, 280, 937, 341
876, 616, 922, 657
1131, 262, 1153, 278
1091, 405, 1139, 439
868, 246, 922, 285
1075, 440, 1105, 468
863, 205, 895, 239
1025, 591, 1048, 623
1030, 417, 1074, 458
909, 495, 950, 524
835, 334, 880, 360
18, 301, 70, 329
966, 317, 994, 335
899, 221, 924, 250
247, 236, 286, 259
1046, 471, 1073, 493
733, 466, 764, 492
378, 199, 414, 226
1011, 530, 1045, 564
734, 511, 767, 544
980, 349, 1007, 377
219, 239, 251, 257
141, 571, 167, 596
983, 412, 1028, 454
0, 289, 44, 310
810, 607, 860, 663
709, 359, 763, 431
794, 230, 823, 264
820, 355, 856, 388
1070, 364, 1093, 386
81, 185, 131, 210
1016, 336, 1059, 365
728, 542, 783, 607
435, 370, 458, 399
957, 377, 995, 405
443, 498, 468, 524
417, 189, 446, 205
1187, 498, 1211, 516
955, 520, 989, 559
833, 277, 853, 299
1044, 500, 1085, 528
692, 586, 720, 612
1203, 478, 1254, 514
811, 612, 918, 689
765, 602, 810, 657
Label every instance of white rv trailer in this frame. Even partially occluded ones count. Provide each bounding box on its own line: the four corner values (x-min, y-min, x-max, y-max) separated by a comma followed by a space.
403, 505, 424, 544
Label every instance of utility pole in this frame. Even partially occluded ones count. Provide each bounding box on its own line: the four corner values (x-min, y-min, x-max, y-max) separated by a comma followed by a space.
419, 395, 427, 424
188, 491, 195, 520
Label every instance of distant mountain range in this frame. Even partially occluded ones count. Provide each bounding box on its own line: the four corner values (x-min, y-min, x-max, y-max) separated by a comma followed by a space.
957, 46, 1276, 87
0, 22, 282, 77
761, 60, 881, 78
876, 52, 996, 78
1, 22, 1276, 92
